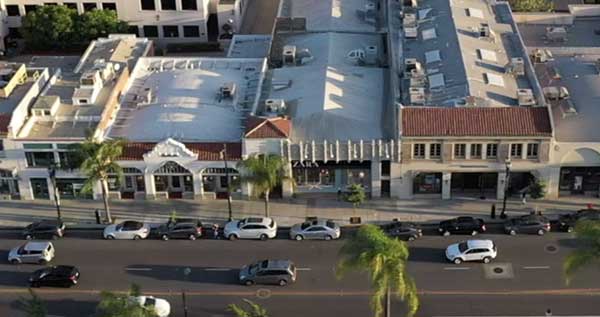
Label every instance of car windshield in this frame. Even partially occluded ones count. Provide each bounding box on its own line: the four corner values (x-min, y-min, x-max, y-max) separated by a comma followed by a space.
268, 219, 275, 228
248, 263, 259, 274
115, 224, 123, 230
238, 219, 247, 228
458, 242, 469, 253
300, 222, 310, 230
144, 297, 156, 307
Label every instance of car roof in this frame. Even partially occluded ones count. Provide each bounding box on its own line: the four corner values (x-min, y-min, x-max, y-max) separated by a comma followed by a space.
466, 240, 494, 249
244, 217, 271, 225
261, 259, 293, 269
519, 215, 547, 222
304, 219, 334, 226
23, 241, 52, 251
33, 219, 61, 227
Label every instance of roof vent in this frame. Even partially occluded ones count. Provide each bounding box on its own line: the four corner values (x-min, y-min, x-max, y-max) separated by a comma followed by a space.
282, 45, 297, 66
403, 0, 418, 8
543, 86, 569, 101
506, 57, 525, 76
265, 99, 287, 115
531, 49, 554, 64
409, 87, 426, 105
517, 89, 536, 106
404, 58, 422, 77
478, 23, 491, 39
219, 82, 236, 99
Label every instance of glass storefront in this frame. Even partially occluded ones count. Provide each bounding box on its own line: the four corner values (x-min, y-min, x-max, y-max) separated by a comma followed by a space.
413, 173, 442, 194
560, 167, 600, 195
55, 178, 91, 199
292, 161, 371, 193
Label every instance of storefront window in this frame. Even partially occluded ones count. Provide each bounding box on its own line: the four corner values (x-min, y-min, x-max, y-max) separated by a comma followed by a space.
154, 175, 168, 192
136, 176, 145, 191
413, 173, 442, 194
560, 167, 600, 193
294, 168, 336, 186
184, 175, 193, 192
0, 179, 10, 194
203, 176, 216, 192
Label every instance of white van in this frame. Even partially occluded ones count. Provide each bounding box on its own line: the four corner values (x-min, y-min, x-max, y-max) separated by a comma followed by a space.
8, 241, 55, 264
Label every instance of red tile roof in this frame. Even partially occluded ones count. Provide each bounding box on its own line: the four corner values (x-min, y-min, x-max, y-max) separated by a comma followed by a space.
119, 142, 242, 161
402, 107, 552, 137
0, 114, 10, 135
245, 116, 291, 138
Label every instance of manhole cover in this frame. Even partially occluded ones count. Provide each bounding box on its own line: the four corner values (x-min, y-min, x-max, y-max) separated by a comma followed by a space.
545, 244, 559, 254
483, 263, 514, 279
256, 288, 271, 299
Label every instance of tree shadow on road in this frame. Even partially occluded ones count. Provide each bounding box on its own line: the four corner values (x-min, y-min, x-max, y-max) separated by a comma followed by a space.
0, 270, 33, 287
125, 264, 240, 285
408, 246, 448, 263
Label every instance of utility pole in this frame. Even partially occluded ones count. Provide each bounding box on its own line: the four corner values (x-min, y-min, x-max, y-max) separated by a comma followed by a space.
501, 158, 512, 215
48, 164, 62, 220
221, 144, 233, 221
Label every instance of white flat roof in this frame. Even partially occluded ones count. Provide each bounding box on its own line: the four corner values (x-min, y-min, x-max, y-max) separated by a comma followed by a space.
280, 0, 377, 33
108, 57, 265, 142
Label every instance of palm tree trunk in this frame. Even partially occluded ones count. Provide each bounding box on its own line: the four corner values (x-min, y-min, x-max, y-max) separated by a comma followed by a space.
101, 179, 112, 223
384, 286, 391, 317
264, 190, 270, 218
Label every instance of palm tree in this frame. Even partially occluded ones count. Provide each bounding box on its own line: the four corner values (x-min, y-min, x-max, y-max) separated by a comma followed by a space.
237, 153, 288, 217
75, 137, 125, 223
17, 288, 47, 317
96, 284, 158, 317
337, 224, 419, 317
563, 219, 600, 285
227, 299, 269, 317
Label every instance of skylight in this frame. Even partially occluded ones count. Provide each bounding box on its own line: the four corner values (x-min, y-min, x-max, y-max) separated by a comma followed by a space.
478, 49, 497, 62
425, 50, 441, 64
429, 73, 445, 88
485, 73, 505, 87
467, 8, 484, 19
422, 28, 437, 40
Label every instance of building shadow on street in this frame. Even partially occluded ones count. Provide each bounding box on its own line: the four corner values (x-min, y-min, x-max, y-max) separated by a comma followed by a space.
125, 264, 240, 285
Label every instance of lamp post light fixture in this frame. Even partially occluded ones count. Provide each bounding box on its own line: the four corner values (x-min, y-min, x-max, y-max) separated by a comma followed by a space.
47, 163, 62, 220
501, 158, 512, 215
220, 144, 233, 221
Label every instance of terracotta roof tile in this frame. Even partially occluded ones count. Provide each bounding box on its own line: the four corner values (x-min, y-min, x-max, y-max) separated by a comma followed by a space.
402, 107, 552, 137
245, 116, 291, 138
0, 114, 10, 135
120, 142, 242, 161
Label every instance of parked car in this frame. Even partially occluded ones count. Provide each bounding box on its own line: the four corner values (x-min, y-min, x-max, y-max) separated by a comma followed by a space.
239, 259, 297, 286
8, 241, 55, 265
558, 209, 600, 232
103, 221, 150, 240
438, 217, 486, 236
22, 220, 65, 240
157, 220, 202, 240
166, 217, 203, 228
445, 239, 497, 264
130, 296, 171, 317
29, 265, 80, 288
289, 219, 340, 240
504, 215, 550, 235
381, 221, 423, 241
224, 217, 277, 241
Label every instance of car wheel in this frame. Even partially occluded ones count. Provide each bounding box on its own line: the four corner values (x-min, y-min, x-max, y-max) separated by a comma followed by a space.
260, 234, 268, 241
278, 279, 288, 286
106, 235, 115, 240
443, 231, 451, 237
228, 234, 238, 241
471, 230, 478, 236
408, 236, 416, 241
567, 226, 574, 233
25, 234, 33, 240
294, 235, 303, 241
509, 230, 516, 236
453, 258, 462, 264
244, 279, 254, 286
9, 259, 19, 265
324, 235, 332, 241
537, 229, 545, 236
133, 235, 141, 240
38, 259, 47, 265
161, 234, 169, 241
483, 257, 491, 264
188, 234, 197, 241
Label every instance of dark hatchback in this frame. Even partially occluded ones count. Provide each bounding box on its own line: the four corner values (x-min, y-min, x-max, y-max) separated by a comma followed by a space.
157, 221, 203, 240
381, 222, 423, 241
558, 209, 600, 232
504, 215, 550, 235
23, 220, 65, 240
438, 217, 486, 236
29, 265, 80, 288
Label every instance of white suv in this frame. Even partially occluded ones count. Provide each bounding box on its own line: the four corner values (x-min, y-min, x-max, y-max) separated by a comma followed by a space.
8, 241, 55, 264
224, 217, 277, 240
445, 239, 497, 264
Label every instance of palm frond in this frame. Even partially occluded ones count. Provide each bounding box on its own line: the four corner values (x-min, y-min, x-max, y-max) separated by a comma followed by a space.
564, 248, 599, 285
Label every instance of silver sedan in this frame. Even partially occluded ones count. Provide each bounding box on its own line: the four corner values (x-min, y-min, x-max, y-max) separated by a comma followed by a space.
289, 219, 340, 241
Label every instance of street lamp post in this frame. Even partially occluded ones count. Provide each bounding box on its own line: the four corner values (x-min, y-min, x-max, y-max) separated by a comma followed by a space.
48, 164, 62, 220
501, 158, 512, 216
220, 144, 233, 221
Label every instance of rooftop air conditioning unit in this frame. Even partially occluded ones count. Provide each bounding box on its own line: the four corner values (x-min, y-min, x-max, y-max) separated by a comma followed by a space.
363, 46, 378, 65
265, 99, 286, 114
506, 57, 525, 76
403, 13, 417, 27
404, 58, 422, 76
546, 27, 567, 42
543, 86, 569, 101
283, 45, 297, 66
517, 89, 536, 106
297, 48, 314, 65
409, 87, 425, 105
531, 48, 554, 64
220, 82, 236, 99
403, 0, 418, 7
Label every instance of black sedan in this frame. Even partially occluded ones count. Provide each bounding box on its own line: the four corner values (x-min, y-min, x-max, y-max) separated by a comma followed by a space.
504, 215, 550, 235
29, 265, 80, 288
438, 217, 486, 236
381, 222, 422, 241
558, 209, 600, 232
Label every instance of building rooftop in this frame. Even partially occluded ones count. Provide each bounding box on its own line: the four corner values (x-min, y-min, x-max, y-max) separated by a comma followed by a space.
398, 0, 535, 107
278, 0, 378, 32
518, 17, 600, 48
119, 142, 242, 161
108, 57, 265, 142
21, 35, 152, 140
227, 35, 272, 58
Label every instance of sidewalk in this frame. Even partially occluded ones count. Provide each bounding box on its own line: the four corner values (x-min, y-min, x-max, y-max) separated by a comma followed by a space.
0, 195, 597, 227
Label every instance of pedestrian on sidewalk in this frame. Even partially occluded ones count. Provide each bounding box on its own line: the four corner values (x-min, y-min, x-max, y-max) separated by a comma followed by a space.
337, 188, 342, 201
490, 204, 496, 219
521, 191, 527, 205
212, 223, 220, 239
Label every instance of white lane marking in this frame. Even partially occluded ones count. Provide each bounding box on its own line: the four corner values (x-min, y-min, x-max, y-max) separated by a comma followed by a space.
204, 268, 232, 272
523, 266, 551, 270
296, 267, 312, 271
125, 268, 152, 271
443, 267, 470, 270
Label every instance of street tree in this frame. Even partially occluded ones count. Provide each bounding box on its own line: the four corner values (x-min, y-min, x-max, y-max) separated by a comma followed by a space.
564, 219, 600, 285
528, 179, 547, 200
337, 224, 419, 317
227, 299, 269, 317
95, 283, 158, 317
509, 0, 553, 12
75, 9, 129, 43
17, 288, 47, 317
237, 153, 288, 217
75, 137, 125, 223
21, 5, 77, 50
345, 184, 366, 208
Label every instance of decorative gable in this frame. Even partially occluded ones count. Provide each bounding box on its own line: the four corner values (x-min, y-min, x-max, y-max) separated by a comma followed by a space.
143, 138, 198, 160
245, 116, 291, 139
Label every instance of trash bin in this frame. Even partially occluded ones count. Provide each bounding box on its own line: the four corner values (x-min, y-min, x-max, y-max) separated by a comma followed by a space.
95, 209, 102, 224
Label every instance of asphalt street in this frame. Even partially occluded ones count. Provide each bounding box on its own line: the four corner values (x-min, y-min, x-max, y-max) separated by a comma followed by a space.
0, 230, 598, 317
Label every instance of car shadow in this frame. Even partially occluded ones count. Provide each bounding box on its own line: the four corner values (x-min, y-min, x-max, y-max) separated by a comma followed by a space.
0, 270, 33, 287
125, 264, 240, 285
408, 247, 448, 263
